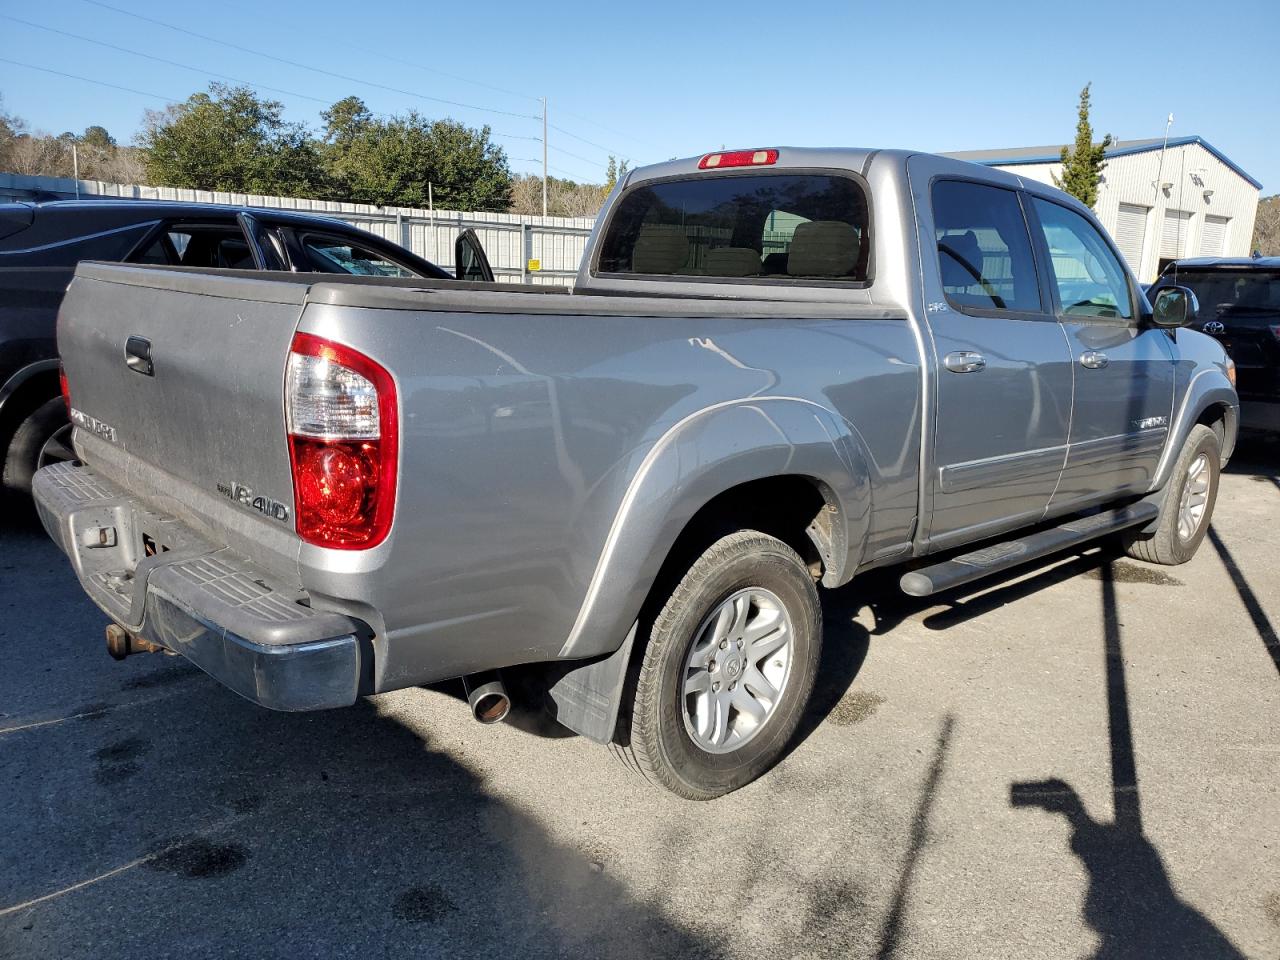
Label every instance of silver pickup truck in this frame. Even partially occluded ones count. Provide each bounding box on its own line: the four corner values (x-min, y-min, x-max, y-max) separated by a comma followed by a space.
35, 148, 1238, 799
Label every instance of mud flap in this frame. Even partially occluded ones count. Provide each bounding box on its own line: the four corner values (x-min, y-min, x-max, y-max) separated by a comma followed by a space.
544, 621, 638, 743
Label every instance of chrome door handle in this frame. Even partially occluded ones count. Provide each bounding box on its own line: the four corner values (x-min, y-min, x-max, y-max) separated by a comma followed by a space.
943, 351, 986, 374
1080, 351, 1109, 370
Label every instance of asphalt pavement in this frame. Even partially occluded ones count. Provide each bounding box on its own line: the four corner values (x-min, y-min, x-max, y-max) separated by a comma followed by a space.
1, 439, 1277, 959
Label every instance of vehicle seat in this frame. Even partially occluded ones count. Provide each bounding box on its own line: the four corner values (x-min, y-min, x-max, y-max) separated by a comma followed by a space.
787, 221, 860, 277
631, 224, 690, 275
938, 230, 988, 304
704, 246, 761, 277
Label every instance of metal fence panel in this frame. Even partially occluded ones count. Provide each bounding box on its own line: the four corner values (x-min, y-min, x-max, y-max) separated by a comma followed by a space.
0, 173, 596, 286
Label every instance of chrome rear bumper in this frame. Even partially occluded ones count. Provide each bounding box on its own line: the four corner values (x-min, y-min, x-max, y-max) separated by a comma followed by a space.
33, 460, 363, 711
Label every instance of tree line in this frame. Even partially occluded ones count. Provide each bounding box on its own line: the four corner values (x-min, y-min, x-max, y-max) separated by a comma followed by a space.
1, 85, 625, 217
1, 95, 144, 183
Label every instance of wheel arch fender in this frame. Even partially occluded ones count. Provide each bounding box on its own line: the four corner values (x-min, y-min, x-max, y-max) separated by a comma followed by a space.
1150, 366, 1238, 494
0, 358, 61, 423
557, 396, 874, 661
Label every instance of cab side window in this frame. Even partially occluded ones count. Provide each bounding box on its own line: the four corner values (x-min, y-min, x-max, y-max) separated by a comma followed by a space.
932, 180, 1041, 313
1030, 198, 1133, 320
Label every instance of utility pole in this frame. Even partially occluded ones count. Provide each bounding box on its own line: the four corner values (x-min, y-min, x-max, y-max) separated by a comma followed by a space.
1149, 113, 1174, 279
1151, 112, 1174, 207
541, 96, 548, 217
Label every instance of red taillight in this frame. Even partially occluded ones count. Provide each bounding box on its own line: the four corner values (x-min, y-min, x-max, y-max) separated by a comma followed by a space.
698, 149, 778, 170
59, 364, 70, 415
286, 333, 397, 549
1270, 323, 1280, 342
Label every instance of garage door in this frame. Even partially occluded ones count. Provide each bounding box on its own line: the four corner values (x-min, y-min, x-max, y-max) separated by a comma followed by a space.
1200, 215, 1229, 256
1114, 203, 1148, 270
1160, 209, 1193, 259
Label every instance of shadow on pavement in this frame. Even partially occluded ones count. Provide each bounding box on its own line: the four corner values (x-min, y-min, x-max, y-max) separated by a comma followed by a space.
835, 544, 1122, 640
1207, 527, 1280, 676
1224, 431, 1280, 486
1011, 564, 1246, 959
787, 587, 872, 750
0, 683, 719, 960
874, 714, 954, 960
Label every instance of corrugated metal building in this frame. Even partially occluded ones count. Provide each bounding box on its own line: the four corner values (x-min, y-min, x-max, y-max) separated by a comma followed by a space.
945, 136, 1263, 282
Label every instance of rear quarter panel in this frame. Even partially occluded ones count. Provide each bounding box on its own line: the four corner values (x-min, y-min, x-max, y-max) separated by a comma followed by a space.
295, 298, 923, 689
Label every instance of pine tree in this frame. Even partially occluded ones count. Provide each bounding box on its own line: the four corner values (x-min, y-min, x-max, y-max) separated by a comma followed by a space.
1053, 84, 1114, 209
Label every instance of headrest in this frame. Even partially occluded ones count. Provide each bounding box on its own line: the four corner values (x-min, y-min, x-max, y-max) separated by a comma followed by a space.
787, 221, 860, 277
704, 246, 761, 277
938, 231, 984, 288
631, 224, 689, 275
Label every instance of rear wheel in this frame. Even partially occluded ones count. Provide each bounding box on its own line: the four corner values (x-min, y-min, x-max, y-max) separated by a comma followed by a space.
615, 530, 821, 800
1124, 424, 1220, 565
2, 397, 71, 498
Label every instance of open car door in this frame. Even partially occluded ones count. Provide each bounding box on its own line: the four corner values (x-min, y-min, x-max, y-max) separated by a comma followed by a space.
455, 228, 494, 282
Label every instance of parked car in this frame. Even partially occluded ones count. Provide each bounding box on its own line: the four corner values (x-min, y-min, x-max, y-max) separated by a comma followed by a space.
0, 199, 492, 503
1148, 257, 1279, 434
35, 148, 1236, 799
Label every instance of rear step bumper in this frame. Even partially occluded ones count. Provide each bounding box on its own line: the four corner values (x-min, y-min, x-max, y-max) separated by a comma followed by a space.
900, 502, 1159, 598
33, 460, 363, 711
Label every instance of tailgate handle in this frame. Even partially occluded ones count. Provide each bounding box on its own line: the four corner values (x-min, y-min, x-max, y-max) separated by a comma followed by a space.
124, 336, 154, 377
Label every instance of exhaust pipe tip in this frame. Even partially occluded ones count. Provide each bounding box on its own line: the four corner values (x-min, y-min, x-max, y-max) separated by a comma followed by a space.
472, 689, 511, 724
462, 672, 511, 724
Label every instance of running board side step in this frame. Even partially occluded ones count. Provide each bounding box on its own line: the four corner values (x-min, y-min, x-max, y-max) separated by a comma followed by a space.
899, 502, 1159, 598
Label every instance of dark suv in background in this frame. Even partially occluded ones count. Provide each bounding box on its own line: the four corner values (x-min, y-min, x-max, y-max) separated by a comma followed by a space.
1150, 257, 1280, 435
0, 200, 492, 503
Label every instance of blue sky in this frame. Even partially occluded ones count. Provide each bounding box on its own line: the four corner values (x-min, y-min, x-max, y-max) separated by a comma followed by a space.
2, 0, 1277, 192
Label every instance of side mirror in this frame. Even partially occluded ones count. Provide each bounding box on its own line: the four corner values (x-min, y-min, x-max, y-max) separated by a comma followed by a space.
1150, 285, 1199, 328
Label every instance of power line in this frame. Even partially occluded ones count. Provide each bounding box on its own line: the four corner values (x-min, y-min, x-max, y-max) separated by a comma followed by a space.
217, 0, 541, 105
0, 57, 596, 183
9, 11, 554, 149
1, 16, 547, 148
0, 56, 177, 102
554, 105, 650, 149
2, 14, 331, 105
77, 0, 542, 122
514, 159, 598, 183
371, 50, 541, 105
550, 143, 604, 169
60, 0, 645, 178
547, 122, 633, 163
548, 163, 597, 182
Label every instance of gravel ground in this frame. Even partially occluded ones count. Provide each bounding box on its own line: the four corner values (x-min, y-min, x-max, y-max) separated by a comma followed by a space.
1, 438, 1277, 960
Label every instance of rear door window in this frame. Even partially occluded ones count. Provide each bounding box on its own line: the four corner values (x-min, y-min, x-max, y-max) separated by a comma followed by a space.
131, 223, 252, 269
932, 180, 1041, 313
596, 173, 869, 282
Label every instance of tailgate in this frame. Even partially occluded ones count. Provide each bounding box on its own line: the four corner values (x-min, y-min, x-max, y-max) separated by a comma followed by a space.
58, 263, 310, 579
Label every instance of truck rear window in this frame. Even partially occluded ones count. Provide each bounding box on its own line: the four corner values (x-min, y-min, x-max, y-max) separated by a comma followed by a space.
596, 173, 869, 282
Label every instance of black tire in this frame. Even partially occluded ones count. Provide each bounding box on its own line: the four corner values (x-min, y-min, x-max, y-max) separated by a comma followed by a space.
1123, 424, 1220, 565
615, 530, 822, 800
2, 396, 69, 497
